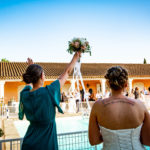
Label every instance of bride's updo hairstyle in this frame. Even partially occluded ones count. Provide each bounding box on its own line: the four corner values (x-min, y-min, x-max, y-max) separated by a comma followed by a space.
23, 64, 43, 84
105, 66, 128, 90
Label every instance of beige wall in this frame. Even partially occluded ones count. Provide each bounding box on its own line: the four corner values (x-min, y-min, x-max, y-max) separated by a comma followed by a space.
4, 81, 25, 104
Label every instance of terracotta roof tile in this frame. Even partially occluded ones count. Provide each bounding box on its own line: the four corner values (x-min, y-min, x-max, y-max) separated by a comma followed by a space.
0, 62, 150, 80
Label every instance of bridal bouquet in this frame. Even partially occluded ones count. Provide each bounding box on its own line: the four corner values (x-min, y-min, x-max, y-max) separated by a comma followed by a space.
67, 38, 91, 55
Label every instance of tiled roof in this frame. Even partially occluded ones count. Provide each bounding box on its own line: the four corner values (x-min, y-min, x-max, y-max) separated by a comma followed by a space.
0, 62, 150, 80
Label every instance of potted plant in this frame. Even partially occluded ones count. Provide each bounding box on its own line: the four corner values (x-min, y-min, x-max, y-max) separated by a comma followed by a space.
0, 128, 4, 137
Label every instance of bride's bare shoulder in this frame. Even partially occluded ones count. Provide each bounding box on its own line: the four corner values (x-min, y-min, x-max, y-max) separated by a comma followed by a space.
93, 98, 110, 106
91, 99, 108, 113
98, 97, 139, 106
125, 97, 146, 108
93, 97, 144, 107
126, 97, 142, 103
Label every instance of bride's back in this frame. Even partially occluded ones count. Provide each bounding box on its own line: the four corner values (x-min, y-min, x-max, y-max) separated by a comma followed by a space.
89, 66, 150, 148
95, 97, 145, 130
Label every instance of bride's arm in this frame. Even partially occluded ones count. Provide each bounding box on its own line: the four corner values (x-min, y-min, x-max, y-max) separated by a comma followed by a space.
140, 104, 150, 146
58, 52, 81, 88
88, 102, 103, 145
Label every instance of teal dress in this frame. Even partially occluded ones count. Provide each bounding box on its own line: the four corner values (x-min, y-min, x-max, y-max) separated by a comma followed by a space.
18, 80, 63, 150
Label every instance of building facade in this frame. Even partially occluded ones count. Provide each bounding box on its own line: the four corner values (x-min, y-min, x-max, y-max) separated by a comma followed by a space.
0, 62, 150, 104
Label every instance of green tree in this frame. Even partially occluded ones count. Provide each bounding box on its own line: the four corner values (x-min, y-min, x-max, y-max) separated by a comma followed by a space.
1, 58, 9, 62
143, 58, 147, 64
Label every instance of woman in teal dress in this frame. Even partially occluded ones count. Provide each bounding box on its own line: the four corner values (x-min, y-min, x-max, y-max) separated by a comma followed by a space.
19, 52, 80, 150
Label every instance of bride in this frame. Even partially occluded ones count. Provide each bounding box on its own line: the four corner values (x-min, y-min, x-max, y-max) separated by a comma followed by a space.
88, 66, 150, 150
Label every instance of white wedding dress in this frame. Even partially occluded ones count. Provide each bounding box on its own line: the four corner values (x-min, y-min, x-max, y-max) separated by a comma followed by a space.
100, 124, 146, 150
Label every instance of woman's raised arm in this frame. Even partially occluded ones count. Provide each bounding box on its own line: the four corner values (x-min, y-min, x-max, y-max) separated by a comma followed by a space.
25, 57, 34, 87
58, 52, 81, 88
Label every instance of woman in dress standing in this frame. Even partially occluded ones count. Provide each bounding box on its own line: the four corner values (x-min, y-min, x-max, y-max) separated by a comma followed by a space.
134, 87, 140, 99
88, 66, 150, 149
19, 52, 81, 150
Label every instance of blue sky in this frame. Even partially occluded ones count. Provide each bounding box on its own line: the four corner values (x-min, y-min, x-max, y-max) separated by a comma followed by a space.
0, 0, 150, 63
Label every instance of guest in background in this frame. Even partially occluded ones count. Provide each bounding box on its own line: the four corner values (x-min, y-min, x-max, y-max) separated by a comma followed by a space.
129, 88, 134, 98
125, 91, 129, 97
61, 92, 68, 102
61, 92, 67, 112
134, 87, 140, 99
80, 89, 84, 101
85, 90, 90, 101
104, 90, 110, 98
89, 93, 95, 101
143, 88, 148, 95
140, 91, 145, 103
148, 87, 150, 95
75, 90, 80, 113
61, 92, 65, 102
96, 91, 102, 100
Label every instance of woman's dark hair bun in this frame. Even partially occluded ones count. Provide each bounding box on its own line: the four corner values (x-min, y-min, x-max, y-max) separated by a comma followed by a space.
23, 73, 32, 84
23, 64, 43, 84
105, 66, 128, 90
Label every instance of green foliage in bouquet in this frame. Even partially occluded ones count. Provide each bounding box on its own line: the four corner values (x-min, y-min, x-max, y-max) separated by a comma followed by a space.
67, 38, 91, 56
0, 128, 4, 137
